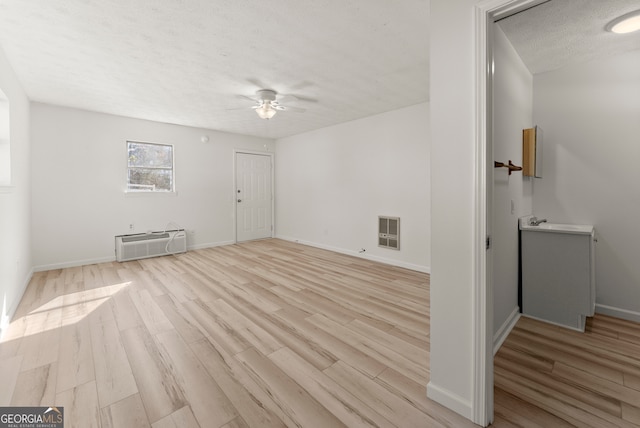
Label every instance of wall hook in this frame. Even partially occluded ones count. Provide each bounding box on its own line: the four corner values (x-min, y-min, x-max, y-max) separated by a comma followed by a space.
494, 160, 523, 175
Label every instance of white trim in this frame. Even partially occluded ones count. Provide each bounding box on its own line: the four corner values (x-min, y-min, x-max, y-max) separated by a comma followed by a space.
34, 256, 117, 272
233, 149, 275, 243
125, 140, 176, 194
473, 1, 540, 425
491, 0, 549, 20
32, 234, 429, 277
520, 313, 586, 332
470, 0, 541, 426
426, 381, 473, 420
473, 2, 493, 425
276, 235, 430, 273
596, 304, 640, 323
32, 240, 239, 272
124, 191, 177, 197
493, 306, 520, 355
187, 240, 236, 251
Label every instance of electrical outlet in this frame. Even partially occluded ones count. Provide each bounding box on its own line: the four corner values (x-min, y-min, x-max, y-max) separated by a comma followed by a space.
129, 223, 135, 231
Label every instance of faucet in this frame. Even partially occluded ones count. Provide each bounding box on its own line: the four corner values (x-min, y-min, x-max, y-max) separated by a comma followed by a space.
529, 216, 548, 226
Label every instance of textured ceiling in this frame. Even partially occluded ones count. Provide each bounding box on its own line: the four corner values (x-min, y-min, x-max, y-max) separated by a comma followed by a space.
0, 1, 429, 139
498, 0, 640, 75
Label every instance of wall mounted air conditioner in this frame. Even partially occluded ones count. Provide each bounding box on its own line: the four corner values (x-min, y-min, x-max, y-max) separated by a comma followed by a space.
115, 229, 186, 262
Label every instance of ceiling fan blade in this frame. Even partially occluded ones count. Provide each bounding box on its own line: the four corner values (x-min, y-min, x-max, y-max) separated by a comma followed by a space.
281, 106, 306, 113
246, 78, 270, 90
277, 94, 299, 104
237, 94, 258, 103
234, 89, 310, 114
280, 94, 318, 104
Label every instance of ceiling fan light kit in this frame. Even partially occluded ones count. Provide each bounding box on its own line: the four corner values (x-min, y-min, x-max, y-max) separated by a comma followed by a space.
606, 9, 640, 34
256, 103, 277, 119
240, 89, 307, 120
252, 89, 276, 120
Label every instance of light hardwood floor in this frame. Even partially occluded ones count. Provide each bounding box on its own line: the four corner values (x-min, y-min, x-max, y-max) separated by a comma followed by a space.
3, 239, 640, 427
0, 239, 473, 428
493, 314, 640, 427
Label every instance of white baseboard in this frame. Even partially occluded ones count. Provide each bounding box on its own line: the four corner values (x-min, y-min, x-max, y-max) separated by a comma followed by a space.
596, 304, 640, 323
493, 306, 520, 355
188, 240, 235, 251
34, 256, 117, 272
276, 235, 430, 273
520, 313, 586, 332
426, 381, 472, 421
32, 240, 237, 272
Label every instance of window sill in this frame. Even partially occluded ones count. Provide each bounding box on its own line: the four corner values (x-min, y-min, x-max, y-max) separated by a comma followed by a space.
124, 191, 178, 198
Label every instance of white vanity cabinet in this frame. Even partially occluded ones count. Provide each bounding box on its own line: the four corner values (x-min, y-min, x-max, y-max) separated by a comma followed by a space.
520, 220, 595, 331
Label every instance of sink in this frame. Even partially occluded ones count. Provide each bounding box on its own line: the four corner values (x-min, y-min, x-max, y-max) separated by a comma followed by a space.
519, 218, 594, 235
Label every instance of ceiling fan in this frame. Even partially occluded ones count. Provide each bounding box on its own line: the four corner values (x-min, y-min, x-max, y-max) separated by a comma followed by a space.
239, 89, 306, 119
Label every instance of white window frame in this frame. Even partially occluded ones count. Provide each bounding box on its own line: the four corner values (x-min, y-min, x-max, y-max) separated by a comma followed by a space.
125, 140, 175, 194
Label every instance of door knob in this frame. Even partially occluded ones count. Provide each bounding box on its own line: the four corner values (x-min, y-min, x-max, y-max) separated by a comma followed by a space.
237, 199, 242, 203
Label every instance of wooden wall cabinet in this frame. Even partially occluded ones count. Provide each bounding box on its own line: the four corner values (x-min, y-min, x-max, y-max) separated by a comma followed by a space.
523, 126, 543, 178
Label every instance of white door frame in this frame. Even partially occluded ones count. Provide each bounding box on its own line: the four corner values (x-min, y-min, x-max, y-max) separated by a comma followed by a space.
473, 0, 542, 425
233, 149, 275, 243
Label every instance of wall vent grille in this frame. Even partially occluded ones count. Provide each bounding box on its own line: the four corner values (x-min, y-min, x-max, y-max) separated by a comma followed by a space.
115, 229, 186, 262
378, 216, 400, 250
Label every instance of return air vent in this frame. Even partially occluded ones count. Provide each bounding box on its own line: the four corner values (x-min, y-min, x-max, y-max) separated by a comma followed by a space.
115, 229, 186, 262
379, 216, 400, 250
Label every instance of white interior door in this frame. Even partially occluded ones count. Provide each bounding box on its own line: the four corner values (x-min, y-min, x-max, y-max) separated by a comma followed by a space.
235, 152, 273, 242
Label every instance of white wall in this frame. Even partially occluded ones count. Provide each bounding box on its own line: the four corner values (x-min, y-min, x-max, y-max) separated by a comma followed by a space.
492, 26, 533, 342
31, 103, 273, 270
0, 46, 31, 333
532, 48, 640, 321
275, 103, 430, 272
428, 0, 478, 420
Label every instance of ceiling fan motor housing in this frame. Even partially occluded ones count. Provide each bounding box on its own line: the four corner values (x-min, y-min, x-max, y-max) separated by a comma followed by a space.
256, 89, 277, 102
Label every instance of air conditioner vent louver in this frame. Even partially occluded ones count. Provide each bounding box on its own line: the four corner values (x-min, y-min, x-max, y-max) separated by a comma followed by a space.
379, 216, 400, 250
115, 229, 186, 262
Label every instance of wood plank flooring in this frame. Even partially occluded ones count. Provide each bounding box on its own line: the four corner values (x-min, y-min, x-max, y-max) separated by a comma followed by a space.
493, 315, 640, 427
0, 239, 473, 428
3, 238, 640, 427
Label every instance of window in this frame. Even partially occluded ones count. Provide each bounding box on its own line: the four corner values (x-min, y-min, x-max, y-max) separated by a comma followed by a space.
126, 141, 174, 192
